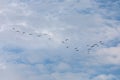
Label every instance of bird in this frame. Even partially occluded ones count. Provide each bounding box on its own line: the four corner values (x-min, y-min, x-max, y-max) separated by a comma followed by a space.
62, 41, 65, 44
12, 28, 15, 30
66, 46, 69, 48
43, 33, 48, 35
37, 35, 41, 37
22, 32, 25, 34
74, 48, 78, 49
99, 41, 104, 45
87, 48, 91, 54
48, 38, 51, 40
93, 44, 99, 47
29, 33, 32, 35
16, 30, 20, 32
91, 45, 95, 48
65, 39, 69, 41
88, 48, 91, 51
76, 50, 79, 51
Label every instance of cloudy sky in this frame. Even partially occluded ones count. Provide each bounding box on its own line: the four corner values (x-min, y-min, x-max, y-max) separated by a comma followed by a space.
0, 0, 120, 80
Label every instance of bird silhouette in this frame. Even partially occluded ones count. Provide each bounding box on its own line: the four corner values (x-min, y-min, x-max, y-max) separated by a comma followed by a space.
93, 44, 99, 47
29, 33, 32, 35
62, 41, 65, 44
74, 48, 78, 49
99, 41, 104, 45
12, 28, 15, 30
16, 30, 20, 32
22, 32, 25, 34
66, 46, 69, 48
47, 37, 52, 40
76, 50, 79, 51
65, 39, 69, 41
37, 35, 41, 37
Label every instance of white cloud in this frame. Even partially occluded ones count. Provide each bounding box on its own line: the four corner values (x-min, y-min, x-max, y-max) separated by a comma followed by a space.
95, 46, 120, 65
0, 0, 120, 80
93, 74, 118, 80
55, 62, 71, 72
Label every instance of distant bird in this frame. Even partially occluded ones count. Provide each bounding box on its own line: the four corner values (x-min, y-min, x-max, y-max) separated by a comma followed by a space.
29, 33, 32, 35
88, 48, 91, 51
22, 32, 25, 34
62, 41, 65, 44
66, 46, 69, 48
12, 28, 15, 30
87, 48, 91, 54
91, 45, 95, 48
93, 44, 99, 47
99, 41, 104, 45
37, 35, 41, 37
48, 38, 51, 40
76, 50, 79, 51
16, 30, 20, 32
65, 39, 69, 41
74, 48, 78, 49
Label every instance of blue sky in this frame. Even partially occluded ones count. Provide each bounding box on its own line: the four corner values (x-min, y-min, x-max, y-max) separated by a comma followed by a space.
0, 0, 120, 80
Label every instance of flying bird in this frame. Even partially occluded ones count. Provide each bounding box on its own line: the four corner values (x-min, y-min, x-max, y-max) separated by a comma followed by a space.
66, 46, 69, 48
93, 44, 99, 47
74, 48, 78, 49
16, 30, 20, 32
99, 41, 104, 45
12, 28, 15, 30
76, 50, 79, 51
62, 41, 65, 44
22, 32, 25, 34
87, 48, 91, 54
37, 35, 41, 37
65, 39, 69, 41
29, 33, 32, 35
48, 37, 52, 40
91, 45, 95, 48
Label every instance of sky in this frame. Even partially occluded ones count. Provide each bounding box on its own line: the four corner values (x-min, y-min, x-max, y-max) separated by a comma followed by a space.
0, 0, 120, 80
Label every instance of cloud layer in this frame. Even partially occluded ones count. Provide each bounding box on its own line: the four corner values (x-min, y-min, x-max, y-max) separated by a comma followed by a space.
0, 0, 120, 80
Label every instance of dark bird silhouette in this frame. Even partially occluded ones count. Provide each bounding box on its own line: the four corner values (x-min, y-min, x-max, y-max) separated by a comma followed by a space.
66, 46, 69, 48
76, 50, 79, 51
22, 32, 25, 34
87, 48, 91, 54
12, 28, 15, 30
29, 33, 32, 35
88, 48, 91, 51
93, 44, 99, 47
91, 45, 95, 48
16, 30, 20, 32
99, 41, 104, 45
62, 41, 65, 44
48, 38, 51, 40
37, 35, 41, 37
74, 48, 78, 49
65, 39, 69, 41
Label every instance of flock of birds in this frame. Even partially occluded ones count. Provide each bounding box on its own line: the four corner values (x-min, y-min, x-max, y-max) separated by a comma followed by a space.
11, 27, 105, 54
87, 41, 104, 54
